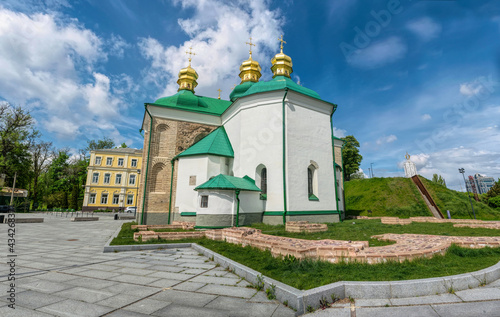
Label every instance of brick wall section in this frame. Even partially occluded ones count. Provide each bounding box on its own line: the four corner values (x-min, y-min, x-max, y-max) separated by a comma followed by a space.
137, 115, 217, 224
286, 221, 328, 233
133, 223, 500, 264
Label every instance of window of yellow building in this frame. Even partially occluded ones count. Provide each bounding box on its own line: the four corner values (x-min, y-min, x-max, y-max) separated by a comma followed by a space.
131, 159, 137, 167
89, 193, 96, 204
112, 194, 119, 204
92, 173, 99, 183
118, 158, 124, 166
129, 174, 136, 185
115, 174, 122, 184
104, 173, 111, 184
127, 194, 133, 205
101, 193, 108, 204
106, 157, 113, 165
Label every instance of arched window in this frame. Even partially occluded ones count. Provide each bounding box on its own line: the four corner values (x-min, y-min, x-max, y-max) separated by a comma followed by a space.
255, 164, 267, 200
153, 124, 169, 155
307, 163, 319, 201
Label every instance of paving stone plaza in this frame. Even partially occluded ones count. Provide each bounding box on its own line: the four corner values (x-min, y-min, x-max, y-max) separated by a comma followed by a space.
1, 214, 500, 316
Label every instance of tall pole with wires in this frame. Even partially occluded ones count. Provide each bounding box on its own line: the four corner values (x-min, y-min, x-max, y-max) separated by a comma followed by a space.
459, 168, 476, 220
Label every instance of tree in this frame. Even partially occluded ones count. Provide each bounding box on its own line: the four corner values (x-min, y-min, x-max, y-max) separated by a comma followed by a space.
0, 103, 36, 189
85, 137, 115, 152
431, 174, 447, 187
30, 140, 53, 209
119, 142, 128, 148
350, 170, 365, 180
342, 135, 363, 181
485, 178, 500, 199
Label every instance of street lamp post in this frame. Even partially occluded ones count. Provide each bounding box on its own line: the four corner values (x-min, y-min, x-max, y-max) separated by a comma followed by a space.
459, 168, 476, 220
134, 169, 141, 216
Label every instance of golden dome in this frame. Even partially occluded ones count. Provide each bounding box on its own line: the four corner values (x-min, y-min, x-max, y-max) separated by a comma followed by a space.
239, 37, 262, 84
271, 35, 293, 78
177, 47, 199, 93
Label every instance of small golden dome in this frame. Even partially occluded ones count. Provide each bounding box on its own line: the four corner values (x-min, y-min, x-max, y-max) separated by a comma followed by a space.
177, 47, 199, 93
239, 37, 261, 84
271, 35, 293, 78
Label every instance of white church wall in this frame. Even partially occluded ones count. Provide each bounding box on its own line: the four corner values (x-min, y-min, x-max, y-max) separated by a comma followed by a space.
239, 191, 264, 214
196, 190, 235, 216
175, 156, 209, 213
222, 92, 285, 212
207, 155, 229, 176
285, 92, 337, 212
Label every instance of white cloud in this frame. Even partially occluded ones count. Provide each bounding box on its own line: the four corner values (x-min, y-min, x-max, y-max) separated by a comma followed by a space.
376, 134, 397, 145
108, 34, 129, 58
346, 37, 407, 69
139, 0, 284, 99
332, 127, 346, 138
459, 77, 495, 97
421, 113, 431, 121
0, 8, 132, 143
406, 17, 441, 41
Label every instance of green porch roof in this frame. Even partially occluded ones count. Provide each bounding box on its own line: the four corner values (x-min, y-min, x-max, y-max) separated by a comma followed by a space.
238, 75, 321, 100
195, 174, 261, 191
176, 126, 234, 158
149, 90, 232, 116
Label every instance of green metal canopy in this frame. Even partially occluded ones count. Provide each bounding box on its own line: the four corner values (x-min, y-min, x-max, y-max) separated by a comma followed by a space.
239, 75, 321, 100
149, 90, 232, 116
176, 126, 234, 158
195, 174, 261, 191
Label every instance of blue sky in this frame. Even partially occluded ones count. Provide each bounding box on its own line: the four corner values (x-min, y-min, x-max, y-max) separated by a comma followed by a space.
0, 0, 499, 191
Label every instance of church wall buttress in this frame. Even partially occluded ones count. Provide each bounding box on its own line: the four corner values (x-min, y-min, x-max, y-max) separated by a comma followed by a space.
137, 115, 218, 225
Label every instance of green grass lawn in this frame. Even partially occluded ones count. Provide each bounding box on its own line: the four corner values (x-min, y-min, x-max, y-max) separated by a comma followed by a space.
111, 220, 500, 290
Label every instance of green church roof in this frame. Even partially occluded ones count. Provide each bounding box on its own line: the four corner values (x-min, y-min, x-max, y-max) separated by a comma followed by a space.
176, 126, 234, 159
229, 81, 255, 102
149, 90, 232, 116
195, 174, 261, 191
239, 76, 321, 100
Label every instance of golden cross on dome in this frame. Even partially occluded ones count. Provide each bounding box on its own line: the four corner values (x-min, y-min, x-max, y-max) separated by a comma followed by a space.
217, 88, 222, 99
246, 37, 256, 57
185, 47, 196, 66
278, 34, 286, 53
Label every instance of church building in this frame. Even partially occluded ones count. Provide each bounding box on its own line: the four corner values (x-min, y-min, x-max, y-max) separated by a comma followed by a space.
136, 37, 345, 227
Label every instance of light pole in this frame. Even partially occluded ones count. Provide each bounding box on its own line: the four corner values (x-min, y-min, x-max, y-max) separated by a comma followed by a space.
134, 169, 141, 216
459, 168, 476, 220
370, 163, 374, 178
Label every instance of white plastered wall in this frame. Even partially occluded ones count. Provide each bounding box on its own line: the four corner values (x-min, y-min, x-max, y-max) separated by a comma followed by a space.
285, 92, 337, 211
196, 190, 235, 216
222, 92, 285, 212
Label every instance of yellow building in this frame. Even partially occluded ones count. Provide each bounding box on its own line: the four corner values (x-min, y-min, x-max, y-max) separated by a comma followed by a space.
83, 148, 143, 212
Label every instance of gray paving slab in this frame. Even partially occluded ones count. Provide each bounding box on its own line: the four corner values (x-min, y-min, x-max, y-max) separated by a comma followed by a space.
149, 289, 218, 307
146, 271, 194, 281
100, 283, 162, 297
484, 279, 500, 288
355, 305, 440, 317
146, 265, 186, 273
95, 293, 144, 308
390, 293, 463, 306
173, 281, 207, 291
0, 305, 56, 316
205, 295, 282, 317
76, 269, 122, 279
431, 300, 500, 317
147, 278, 181, 288
123, 298, 172, 314
13, 290, 66, 309
151, 303, 230, 317
189, 275, 241, 285
196, 283, 258, 298
106, 310, 152, 317
34, 272, 80, 282
303, 307, 351, 317
18, 279, 74, 294
37, 298, 115, 317
53, 286, 116, 303
455, 287, 500, 301
355, 298, 391, 307
108, 274, 160, 285
271, 305, 297, 317
65, 276, 119, 289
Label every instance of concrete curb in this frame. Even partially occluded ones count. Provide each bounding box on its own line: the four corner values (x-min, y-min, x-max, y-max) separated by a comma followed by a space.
102, 240, 500, 315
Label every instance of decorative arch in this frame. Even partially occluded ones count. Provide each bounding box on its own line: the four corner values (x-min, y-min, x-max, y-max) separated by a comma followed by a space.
193, 132, 208, 144
150, 162, 167, 193
152, 123, 169, 155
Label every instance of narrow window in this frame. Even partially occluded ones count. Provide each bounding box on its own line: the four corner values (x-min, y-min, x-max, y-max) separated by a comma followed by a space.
95, 156, 102, 165
89, 193, 96, 204
104, 173, 111, 184
92, 173, 99, 183
118, 158, 124, 166
101, 193, 108, 204
127, 194, 134, 205
200, 195, 209, 208
131, 159, 137, 167
261, 168, 267, 195
308, 168, 313, 196
106, 157, 113, 165
112, 194, 119, 204
308, 164, 319, 200
129, 174, 136, 185
115, 174, 122, 185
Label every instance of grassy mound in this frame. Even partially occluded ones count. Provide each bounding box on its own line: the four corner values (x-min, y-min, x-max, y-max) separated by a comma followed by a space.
346, 177, 500, 220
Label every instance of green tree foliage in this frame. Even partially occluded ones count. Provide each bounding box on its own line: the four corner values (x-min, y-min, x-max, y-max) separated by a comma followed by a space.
342, 135, 363, 181
431, 174, 447, 187
350, 171, 365, 180
488, 196, 500, 209
485, 178, 500, 199
120, 142, 128, 148
86, 137, 115, 152
0, 103, 36, 189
